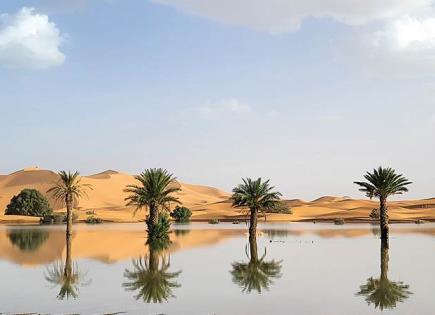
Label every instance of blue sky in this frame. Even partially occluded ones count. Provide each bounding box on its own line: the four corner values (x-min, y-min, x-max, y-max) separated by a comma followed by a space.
1, 0, 434, 199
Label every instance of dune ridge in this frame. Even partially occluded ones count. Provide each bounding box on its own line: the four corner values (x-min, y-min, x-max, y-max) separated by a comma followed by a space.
0, 168, 435, 223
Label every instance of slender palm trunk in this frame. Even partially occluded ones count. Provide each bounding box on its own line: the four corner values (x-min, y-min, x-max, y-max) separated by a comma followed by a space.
249, 207, 258, 241
379, 196, 389, 240
64, 227, 72, 277
380, 238, 389, 282
65, 194, 73, 245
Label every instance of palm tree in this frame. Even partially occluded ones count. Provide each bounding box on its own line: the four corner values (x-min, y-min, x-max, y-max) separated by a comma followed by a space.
356, 239, 412, 310
124, 168, 181, 231
44, 235, 89, 300
354, 167, 411, 240
123, 240, 181, 303
230, 235, 282, 293
232, 178, 281, 239
47, 171, 92, 241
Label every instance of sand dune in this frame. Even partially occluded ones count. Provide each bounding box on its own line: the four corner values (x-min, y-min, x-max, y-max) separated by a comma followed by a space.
0, 167, 435, 223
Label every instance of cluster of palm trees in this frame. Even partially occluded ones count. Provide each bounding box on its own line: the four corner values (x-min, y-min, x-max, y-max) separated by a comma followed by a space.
43, 166, 413, 308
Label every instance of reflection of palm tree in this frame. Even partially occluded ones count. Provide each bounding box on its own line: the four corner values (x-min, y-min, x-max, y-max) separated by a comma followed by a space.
44, 235, 89, 300
123, 241, 181, 303
356, 239, 412, 310
231, 235, 282, 294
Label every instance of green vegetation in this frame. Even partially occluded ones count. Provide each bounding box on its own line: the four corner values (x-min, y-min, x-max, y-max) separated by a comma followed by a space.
265, 201, 292, 214
40, 212, 78, 225
147, 214, 171, 245
334, 218, 345, 225
370, 208, 380, 219
208, 219, 220, 224
85, 215, 102, 224
170, 206, 192, 223
124, 168, 180, 238
7, 228, 49, 252
47, 171, 92, 239
232, 178, 281, 239
354, 167, 412, 239
5, 189, 52, 217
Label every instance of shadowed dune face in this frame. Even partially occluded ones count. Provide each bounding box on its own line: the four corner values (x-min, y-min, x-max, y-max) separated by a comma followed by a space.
0, 168, 435, 223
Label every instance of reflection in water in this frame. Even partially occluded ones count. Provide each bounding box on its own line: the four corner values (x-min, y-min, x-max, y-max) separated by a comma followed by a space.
7, 229, 49, 252
231, 234, 282, 294
123, 240, 182, 303
356, 240, 412, 310
44, 235, 89, 300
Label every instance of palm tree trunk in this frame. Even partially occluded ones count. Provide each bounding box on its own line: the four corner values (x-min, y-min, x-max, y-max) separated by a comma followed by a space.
379, 196, 389, 240
149, 203, 158, 226
64, 229, 72, 277
380, 238, 389, 282
65, 195, 73, 248
249, 207, 258, 240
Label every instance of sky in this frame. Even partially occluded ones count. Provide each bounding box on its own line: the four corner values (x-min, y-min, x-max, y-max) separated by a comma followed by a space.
0, 0, 434, 200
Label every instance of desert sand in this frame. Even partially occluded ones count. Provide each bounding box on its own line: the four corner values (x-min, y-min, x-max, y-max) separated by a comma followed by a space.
0, 167, 434, 224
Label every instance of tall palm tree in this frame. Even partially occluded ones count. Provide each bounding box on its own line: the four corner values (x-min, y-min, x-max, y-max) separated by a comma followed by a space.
232, 178, 281, 239
230, 235, 282, 294
47, 171, 92, 241
356, 239, 412, 310
354, 167, 411, 240
124, 168, 181, 231
44, 235, 89, 300
123, 240, 181, 303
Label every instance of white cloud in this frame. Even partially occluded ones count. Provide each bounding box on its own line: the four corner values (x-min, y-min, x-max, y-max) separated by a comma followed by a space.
0, 7, 65, 69
198, 98, 252, 117
359, 14, 435, 77
153, 0, 430, 33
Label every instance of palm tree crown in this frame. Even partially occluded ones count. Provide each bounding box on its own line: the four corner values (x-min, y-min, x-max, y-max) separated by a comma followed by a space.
47, 171, 92, 205
354, 167, 412, 200
124, 168, 181, 215
232, 178, 282, 214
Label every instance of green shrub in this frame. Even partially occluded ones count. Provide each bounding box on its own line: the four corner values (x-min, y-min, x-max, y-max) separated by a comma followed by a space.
334, 218, 345, 225
266, 201, 292, 214
170, 206, 192, 223
369, 208, 380, 219
208, 219, 220, 224
147, 214, 171, 242
5, 189, 52, 217
86, 215, 102, 224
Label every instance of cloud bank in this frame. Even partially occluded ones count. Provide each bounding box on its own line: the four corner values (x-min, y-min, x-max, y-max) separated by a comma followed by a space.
154, 0, 431, 33
0, 7, 65, 69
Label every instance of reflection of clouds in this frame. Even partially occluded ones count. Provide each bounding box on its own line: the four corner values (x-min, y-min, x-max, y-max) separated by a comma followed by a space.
153, 0, 431, 33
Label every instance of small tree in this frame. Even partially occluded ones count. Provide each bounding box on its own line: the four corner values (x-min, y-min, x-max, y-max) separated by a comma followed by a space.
170, 206, 192, 223
5, 189, 52, 217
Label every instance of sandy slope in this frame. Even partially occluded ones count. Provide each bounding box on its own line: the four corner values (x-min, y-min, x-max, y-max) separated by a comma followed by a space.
0, 167, 435, 223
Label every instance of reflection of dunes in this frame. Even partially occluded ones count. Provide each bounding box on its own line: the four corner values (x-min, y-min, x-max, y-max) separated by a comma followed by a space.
2, 224, 435, 267
0, 225, 245, 267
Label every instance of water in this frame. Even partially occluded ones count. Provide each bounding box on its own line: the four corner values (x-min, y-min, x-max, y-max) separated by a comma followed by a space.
0, 222, 434, 314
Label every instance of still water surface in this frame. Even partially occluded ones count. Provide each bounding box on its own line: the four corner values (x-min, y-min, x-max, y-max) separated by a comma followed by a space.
0, 222, 434, 314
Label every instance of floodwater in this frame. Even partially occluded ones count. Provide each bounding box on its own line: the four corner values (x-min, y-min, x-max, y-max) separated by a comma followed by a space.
0, 222, 434, 314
